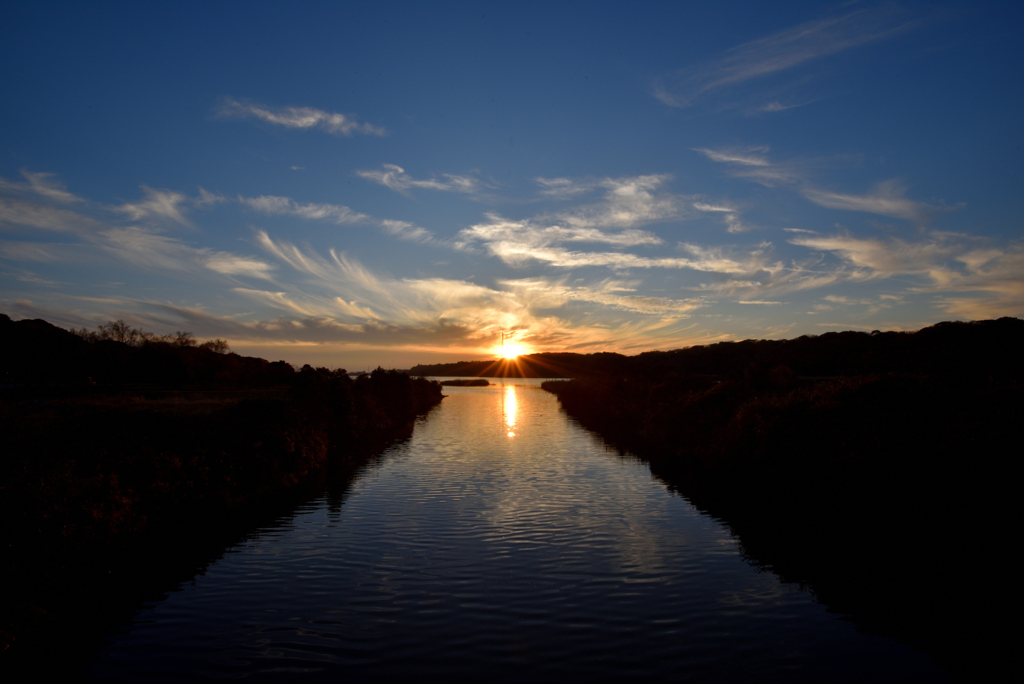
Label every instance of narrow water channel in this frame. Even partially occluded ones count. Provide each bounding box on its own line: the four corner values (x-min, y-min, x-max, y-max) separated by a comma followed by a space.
87, 379, 950, 682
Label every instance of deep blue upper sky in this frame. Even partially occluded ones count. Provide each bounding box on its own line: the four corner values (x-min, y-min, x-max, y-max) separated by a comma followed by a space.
2, 1, 1021, 367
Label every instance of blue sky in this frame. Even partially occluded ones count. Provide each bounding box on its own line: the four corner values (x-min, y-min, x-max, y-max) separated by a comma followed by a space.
2, 1, 1022, 368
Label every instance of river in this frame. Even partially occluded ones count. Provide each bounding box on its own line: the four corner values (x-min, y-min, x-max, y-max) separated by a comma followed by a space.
85, 378, 951, 682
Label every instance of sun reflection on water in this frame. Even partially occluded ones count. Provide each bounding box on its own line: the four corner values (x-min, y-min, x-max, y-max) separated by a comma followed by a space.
503, 384, 517, 437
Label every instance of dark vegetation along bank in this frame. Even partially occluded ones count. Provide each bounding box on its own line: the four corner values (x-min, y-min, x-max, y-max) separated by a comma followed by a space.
0, 314, 442, 670
540, 317, 1022, 683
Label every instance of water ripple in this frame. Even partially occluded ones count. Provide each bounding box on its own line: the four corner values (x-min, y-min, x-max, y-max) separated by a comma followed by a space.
88, 379, 950, 683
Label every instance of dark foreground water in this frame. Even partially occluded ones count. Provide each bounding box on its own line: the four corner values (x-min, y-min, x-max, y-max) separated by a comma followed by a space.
86, 379, 950, 682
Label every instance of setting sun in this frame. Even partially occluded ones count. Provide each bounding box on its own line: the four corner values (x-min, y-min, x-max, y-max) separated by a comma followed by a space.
500, 342, 528, 359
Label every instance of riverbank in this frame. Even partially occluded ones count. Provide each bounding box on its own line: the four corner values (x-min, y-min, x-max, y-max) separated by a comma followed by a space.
542, 318, 1022, 683
0, 315, 443, 670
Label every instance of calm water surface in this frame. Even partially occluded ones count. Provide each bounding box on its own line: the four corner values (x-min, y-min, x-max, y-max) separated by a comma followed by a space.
88, 379, 950, 682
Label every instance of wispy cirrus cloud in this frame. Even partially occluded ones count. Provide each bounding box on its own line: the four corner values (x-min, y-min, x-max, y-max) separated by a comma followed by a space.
218, 97, 386, 136
811, 293, 903, 316
1, 175, 277, 282
356, 164, 483, 195
749, 100, 807, 115
455, 174, 687, 263
203, 253, 277, 279
455, 214, 666, 268
100, 226, 276, 280
0, 267, 63, 287
693, 147, 770, 167
240, 194, 370, 224
502, 277, 704, 317
254, 231, 525, 333
247, 232, 721, 353
0, 241, 76, 262
693, 200, 751, 233
679, 242, 783, 276
0, 170, 84, 204
697, 147, 957, 223
460, 214, 661, 249
380, 219, 434, 243
456, 211, 784, 276
116, 186, 193, 226
789, 233, 956, 276
254, 230, 395, 300
694, 146, 806, 186
547, 175, 685, 229
696, 271, 844, 298
790, 232, 1024, 317
534, 177, 596, 199
91, 300, 483, 350
232, 288, 326, 319
115, 296, 721, 359
801, 180, 961, 223
654, 7, 916, 109
456, 175, 713, 271
0, 197, 100, 233
240, 192, 438, 244
196, 188, 228, 206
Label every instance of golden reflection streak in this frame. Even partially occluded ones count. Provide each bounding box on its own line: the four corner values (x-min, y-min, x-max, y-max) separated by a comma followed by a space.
503, 384, 517, 437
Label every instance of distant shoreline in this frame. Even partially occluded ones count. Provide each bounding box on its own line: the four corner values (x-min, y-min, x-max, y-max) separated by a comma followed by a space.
439, 378, 491, 386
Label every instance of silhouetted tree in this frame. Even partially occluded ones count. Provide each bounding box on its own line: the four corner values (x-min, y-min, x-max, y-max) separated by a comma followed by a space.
199, 338, 229, 353
96, 319, 143, 345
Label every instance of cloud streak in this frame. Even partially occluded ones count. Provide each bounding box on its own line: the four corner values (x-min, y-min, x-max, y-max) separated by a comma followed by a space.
697, 148, 957, 223
502, 277, 704, 316
453, 174, 697, 270
240, 195, 370, 224
693, 200, 751, 233
547, 175, 685, 229
357, 164, 483, 195
655, 8, 915, 109
0, 170, 84, 204
117, 186, 193, 226
218, 97, 386, 136
801, 180, 960, 223
240, 193, 439, 244
0, 197, 100, 233
380, 219, 434, 243
100, 226, 277, 280
791, 232, 1024, 317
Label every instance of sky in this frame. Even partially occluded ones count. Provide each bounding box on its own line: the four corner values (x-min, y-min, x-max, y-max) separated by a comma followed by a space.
1, 1, 1022, 369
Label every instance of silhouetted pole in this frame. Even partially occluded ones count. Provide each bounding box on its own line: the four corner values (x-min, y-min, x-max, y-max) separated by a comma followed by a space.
500, 330, 516, 357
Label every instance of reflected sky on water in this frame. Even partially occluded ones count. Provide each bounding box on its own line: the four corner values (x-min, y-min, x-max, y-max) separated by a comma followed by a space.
87, 379, 951, 683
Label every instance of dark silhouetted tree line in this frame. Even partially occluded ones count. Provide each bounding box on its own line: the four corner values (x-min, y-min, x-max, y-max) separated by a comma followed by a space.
71, 319, 227, 352
1, 314, 291, 389
541, 317, 1023, 682
1, 314, 442, 661
414, 317, 1024, 381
